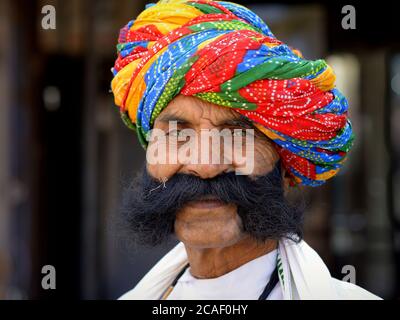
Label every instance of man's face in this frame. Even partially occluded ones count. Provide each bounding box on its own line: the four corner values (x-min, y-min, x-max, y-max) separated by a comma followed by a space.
146, 95, 282, 249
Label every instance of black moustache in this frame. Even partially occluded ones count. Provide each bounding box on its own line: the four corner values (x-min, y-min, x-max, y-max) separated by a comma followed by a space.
119, 160, 305, 247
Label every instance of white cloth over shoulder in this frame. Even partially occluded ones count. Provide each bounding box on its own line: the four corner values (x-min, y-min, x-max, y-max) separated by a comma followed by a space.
119, 239, 381, 300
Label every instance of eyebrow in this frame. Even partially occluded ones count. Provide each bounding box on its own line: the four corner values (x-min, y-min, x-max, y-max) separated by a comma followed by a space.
156, 113, 254, 129
156, 114, 189, 124
222, 118, 254, 129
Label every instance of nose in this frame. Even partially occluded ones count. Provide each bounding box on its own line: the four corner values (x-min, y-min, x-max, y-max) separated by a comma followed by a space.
178, 127, 234, 179
182, 163, 232, 179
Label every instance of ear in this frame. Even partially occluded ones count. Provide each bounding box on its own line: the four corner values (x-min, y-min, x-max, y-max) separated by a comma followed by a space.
280, 161, 291, 194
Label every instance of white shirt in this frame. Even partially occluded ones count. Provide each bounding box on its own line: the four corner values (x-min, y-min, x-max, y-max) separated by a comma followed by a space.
166, 249, 283, 300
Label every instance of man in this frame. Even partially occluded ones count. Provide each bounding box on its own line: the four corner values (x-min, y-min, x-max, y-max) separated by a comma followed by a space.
110, 0, 380, 299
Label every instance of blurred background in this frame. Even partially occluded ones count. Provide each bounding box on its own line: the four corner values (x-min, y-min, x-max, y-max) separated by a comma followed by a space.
0, 0, 399, 299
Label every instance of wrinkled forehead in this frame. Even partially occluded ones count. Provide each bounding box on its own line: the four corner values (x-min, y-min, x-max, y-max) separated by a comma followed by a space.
154, 94, 247, 128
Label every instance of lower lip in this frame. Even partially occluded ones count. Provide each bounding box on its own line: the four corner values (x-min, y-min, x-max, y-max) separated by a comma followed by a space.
187, 199, 227, 209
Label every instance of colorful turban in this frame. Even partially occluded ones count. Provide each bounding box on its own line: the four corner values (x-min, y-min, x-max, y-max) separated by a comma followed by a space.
111, 0, 354, 187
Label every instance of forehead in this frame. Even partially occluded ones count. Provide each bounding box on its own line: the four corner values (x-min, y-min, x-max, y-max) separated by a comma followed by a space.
155, 94, 242, 126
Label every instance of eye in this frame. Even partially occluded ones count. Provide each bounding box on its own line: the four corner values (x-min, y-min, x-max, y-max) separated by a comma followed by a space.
168, 129, 185, 139
232, 129, 248, 137
168, 129, 179, 137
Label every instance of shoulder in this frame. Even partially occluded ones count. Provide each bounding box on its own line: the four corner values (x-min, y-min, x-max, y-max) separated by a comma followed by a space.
118, 289, 140, 300
331, 278, 382, 300
117, 242, 188, 300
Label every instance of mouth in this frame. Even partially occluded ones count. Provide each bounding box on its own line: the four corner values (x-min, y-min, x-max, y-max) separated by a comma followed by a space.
186, 195, 227, 209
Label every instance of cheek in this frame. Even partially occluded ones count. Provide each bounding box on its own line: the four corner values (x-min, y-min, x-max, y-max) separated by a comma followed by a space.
146, 140, 182, 179
146, 162, 181, 180
251, 143, 280, 176
230, 138, 279, 176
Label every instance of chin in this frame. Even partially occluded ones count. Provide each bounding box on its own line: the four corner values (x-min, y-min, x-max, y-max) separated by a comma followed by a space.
173, 203, 244, 249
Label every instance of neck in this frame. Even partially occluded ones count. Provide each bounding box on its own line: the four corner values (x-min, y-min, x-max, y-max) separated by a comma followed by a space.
184, 236, 278, 279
